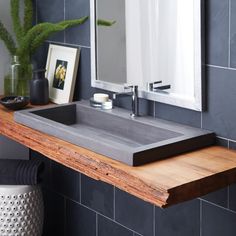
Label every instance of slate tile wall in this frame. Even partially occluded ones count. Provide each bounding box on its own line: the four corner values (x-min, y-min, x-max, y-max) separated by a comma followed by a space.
32, 0, 236, 235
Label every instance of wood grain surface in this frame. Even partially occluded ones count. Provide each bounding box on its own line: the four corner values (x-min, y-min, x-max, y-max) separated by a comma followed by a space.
1, 104, 236, 207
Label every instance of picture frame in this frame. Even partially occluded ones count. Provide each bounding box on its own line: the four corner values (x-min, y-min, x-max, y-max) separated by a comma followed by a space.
45, 44, 80, 104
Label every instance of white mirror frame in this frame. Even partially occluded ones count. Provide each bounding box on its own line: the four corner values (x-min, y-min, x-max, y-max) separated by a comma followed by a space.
90, 0, 204, 111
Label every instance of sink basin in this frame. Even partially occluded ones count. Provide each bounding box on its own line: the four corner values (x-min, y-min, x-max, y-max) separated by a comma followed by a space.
14, 101, 215, 166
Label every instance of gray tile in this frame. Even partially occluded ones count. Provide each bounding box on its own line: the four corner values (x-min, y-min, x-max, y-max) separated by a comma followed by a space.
98, 215, 133, 236
36, 0, 64, 42
115, 189, 153, 236
42, 188, 65, 236
155, 199, 200, 236
229, 184, 236, 211
65, 200, 96, 236
65, 0, 90, 47
154, 102, 201, 128
73, 47, 96, 100
202, 66, 236, 140
215, 137, 229, 147
202, 201, 236, 236
230, 1, 236, 68
0, 135, 29, 160
51, 161, 80, 201
205, 0, 229, 66
81, 175, 114, 218
202, 187, 228, 208
229, 141, 236, 150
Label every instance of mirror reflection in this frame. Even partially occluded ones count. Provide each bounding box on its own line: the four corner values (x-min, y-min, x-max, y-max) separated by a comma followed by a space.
92, 0, 202, 110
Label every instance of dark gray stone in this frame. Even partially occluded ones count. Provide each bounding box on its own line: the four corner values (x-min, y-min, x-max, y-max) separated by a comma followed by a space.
0, 135, 29, 160
202, 66, 236, 140
205, 0, 229, 66
154, 102, 201, 128
230, 0, 236, 67
81, 175, 114, 218
115, 189, 153, 236
98, 215, 133, 236
155, 200, 200, 236
215, 137, 229, 147
202, 187, 228, 208
73, 47, 96, 101
51, 161, 80, 201
202, 201, 236, 236
15, 101, 215, 166
229, 141, 236, 150
65, 200, 96, 236
65, 0, 90, 47
42, 188, 65, 236
36, 0, 65, 42
229, 184, 236, 211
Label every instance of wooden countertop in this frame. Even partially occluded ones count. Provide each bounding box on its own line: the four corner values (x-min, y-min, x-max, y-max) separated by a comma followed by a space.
1, 104, 236, 208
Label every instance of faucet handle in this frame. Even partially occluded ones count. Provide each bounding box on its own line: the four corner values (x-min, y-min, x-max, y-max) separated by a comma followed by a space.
148, 81, 162, 91
124, 85, 138, 91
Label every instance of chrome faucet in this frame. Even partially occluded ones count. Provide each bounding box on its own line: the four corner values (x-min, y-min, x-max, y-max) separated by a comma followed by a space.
113, 85, 139, 117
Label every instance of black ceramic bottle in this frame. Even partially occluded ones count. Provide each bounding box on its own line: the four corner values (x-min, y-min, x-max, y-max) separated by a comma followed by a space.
30, 69, 49, 105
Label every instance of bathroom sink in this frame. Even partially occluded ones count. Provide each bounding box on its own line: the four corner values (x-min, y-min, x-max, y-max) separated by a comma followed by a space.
14, 101, 215, 166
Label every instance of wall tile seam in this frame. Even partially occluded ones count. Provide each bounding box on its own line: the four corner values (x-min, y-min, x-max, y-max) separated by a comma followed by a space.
96, 213, 98, 236
217, 135, 236, 144
199, 198, 236, 214
59, 194, 144, 235
45, 39, 91, 49
205, 64, 236, 71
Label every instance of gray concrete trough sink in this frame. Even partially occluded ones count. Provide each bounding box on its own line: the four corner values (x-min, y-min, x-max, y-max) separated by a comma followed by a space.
14, 101, 215, 166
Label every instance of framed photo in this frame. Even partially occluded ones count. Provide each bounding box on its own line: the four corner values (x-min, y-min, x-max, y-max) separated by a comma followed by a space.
46, 44, 80, 104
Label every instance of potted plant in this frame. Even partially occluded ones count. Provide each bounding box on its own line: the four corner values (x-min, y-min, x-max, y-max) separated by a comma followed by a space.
0, 0, 88, 96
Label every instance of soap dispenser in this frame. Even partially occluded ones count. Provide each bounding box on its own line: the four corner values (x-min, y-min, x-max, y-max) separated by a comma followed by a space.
30, 69, 49, 105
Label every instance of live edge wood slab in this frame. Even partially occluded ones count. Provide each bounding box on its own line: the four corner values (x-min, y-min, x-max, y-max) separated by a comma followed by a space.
1, 105, 236, 208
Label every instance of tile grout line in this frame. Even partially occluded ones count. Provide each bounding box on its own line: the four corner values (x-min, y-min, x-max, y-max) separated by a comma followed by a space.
45, 40, 91, 49
228, 0, 231, 67
96, 213, 98, 236
201, 198, 236, 214
216, 135, 236, 143
205, 63, 236, 71
60, 195, 142, 235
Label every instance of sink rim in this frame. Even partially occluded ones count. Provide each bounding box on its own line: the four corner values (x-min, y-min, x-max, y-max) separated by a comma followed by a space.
14, 101, 215, 166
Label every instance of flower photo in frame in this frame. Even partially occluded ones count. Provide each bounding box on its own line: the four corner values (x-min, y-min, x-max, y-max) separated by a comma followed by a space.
46, 44, 80, 104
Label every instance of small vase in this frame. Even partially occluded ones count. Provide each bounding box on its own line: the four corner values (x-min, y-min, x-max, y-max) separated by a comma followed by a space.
30, 69, 49, 105
4, 56, 32, 97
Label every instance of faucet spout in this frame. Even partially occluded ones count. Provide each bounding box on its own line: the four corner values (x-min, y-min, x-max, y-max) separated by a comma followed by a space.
113, 85, 139, 117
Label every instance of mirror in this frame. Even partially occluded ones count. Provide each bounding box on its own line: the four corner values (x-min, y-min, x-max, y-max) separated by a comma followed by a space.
90, 0, 203, 111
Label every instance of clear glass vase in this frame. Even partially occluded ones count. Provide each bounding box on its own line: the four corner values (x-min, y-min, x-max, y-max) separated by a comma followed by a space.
4, 56, 32, 97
